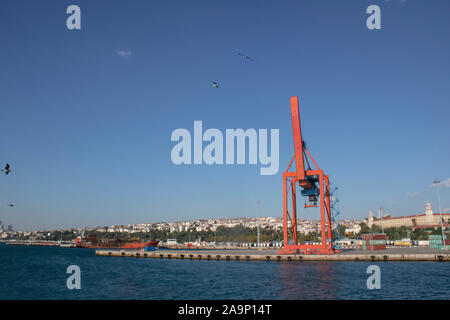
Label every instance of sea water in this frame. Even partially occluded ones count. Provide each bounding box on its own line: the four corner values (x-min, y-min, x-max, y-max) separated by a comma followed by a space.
1, 244, 449, 300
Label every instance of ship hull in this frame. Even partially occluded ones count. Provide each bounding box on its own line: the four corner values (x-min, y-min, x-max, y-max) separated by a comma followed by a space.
76, 240, 159, 249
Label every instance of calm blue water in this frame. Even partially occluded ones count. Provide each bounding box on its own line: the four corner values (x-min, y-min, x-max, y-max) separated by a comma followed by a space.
1, 244, 449, 300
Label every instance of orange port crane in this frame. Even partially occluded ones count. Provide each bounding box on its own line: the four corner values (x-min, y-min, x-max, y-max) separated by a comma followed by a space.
278, 97, 337, 255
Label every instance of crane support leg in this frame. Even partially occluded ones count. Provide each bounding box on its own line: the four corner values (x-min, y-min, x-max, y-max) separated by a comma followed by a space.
319, 171, 327, 246
283, 173, 288, 248
325, 175, 333, 242
291, 180, 297, 246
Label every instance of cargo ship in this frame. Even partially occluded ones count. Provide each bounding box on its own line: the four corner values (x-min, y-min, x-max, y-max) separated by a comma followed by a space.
74, 236, 159, 249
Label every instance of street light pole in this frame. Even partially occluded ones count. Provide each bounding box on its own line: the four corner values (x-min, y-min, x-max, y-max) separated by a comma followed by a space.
433, 179, 446, 250
257, 225, 260, 247
256, 200, 261, 247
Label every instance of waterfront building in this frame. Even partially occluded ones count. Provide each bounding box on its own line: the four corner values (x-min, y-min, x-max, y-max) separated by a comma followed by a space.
368, 202, 450, 229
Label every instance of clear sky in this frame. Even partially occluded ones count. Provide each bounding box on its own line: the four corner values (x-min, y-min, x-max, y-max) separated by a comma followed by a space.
0, 0, 449, 230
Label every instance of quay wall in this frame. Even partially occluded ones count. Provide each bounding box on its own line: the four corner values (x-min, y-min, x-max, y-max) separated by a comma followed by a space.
95, 250, 450, 262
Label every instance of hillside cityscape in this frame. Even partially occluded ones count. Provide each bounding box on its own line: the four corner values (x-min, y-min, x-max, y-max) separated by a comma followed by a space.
3, 201, 448, 243
0, 216, 363, 241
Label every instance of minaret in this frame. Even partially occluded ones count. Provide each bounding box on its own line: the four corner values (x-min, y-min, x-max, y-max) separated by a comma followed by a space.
368, 211, 374, 228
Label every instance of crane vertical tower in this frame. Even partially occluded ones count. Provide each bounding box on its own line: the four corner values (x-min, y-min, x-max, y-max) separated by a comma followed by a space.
278, 96, 337, 255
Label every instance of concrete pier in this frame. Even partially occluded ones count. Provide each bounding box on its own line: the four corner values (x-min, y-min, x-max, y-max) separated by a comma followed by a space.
95, 248, 450, 262
3, 240, 75, 247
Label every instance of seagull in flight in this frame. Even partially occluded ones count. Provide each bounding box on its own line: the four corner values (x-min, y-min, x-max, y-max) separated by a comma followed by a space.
238, 53, 254, 61
213, 81, 219, 88
1, 163, 11, 175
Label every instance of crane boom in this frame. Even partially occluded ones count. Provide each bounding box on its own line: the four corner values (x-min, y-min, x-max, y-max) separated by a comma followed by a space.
290, 96, 306, 181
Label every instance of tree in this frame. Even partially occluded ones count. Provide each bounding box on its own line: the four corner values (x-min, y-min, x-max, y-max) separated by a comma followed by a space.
370, 224, 383, 233
337, 225, 347, 238
431, 227, 444, 236
411, 228, 428, 240
358, 222, 370, 236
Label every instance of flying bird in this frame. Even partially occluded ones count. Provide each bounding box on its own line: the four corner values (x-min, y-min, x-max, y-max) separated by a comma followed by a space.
238, 53, 254, 61
213, 81, 219, 88
1, 163, 11, 175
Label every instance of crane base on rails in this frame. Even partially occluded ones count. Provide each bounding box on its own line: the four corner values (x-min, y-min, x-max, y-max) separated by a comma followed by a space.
278, 97, 338, 255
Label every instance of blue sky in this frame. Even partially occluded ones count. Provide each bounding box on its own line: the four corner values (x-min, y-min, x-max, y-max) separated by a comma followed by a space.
0, 0, 449, 230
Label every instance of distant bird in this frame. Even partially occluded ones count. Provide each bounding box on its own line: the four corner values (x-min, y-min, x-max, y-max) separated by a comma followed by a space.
1, 163, 11, 175
238, 53, 254, 61
213, 81, 219, 88
8, 204, 14, 207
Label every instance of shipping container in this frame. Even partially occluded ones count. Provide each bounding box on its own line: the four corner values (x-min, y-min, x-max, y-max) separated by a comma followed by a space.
429, 234, 447, 240
361, 233, 386, 240
360, 240, 386, 250
368, 240, 387, 245
394, 241, 411, 246
429, 240, 450, 245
